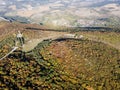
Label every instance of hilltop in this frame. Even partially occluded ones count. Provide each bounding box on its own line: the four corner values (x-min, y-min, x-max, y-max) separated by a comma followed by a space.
0, 21, 120, 89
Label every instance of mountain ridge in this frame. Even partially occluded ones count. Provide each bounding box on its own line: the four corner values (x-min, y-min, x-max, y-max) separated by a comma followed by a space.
0, 0, 120, 27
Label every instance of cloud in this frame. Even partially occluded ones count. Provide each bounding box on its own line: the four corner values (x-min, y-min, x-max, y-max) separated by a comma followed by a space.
0, 1, 6, 5
16, 0, 25, 1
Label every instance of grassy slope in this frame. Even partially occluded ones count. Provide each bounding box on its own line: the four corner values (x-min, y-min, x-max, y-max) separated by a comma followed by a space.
40, 39, 120, 90
0, 22, 120, 89
1, 39, 120, 89
0, 21, 47, 41
75, 31, 120, 50
0, 40, 83, 90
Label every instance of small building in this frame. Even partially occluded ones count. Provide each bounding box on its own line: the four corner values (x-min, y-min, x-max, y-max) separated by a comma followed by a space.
16, 31, 24, 47
17, 31, 23, 38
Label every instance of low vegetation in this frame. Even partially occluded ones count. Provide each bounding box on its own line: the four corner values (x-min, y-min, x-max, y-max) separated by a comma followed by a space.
0, 22, 120, 89
76, 31, 120, 50
40, 39, 120, 90
0, 40, 83, 90
0, 38, 120, 89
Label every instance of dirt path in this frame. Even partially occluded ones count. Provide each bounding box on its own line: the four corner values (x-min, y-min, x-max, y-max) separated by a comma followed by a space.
22, 32, 66, 52
22, 31, 120, 52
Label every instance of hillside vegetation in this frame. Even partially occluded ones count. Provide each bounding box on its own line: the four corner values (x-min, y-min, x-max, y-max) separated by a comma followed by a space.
0, 38, 120, 90
0, 22, 120, 90
40, 39, 120, 90
75, 31, 120, 50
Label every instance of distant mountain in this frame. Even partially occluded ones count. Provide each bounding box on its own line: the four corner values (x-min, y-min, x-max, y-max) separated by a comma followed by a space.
0, 17, 9, 21
0, 0, 120, 27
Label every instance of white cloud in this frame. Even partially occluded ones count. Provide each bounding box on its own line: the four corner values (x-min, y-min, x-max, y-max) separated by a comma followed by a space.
0, 1, 6, 5
16, 0, 25, 1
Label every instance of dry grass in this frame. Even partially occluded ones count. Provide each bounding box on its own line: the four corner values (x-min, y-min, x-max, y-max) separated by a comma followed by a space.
22, 31, 66, 52
75, 31, 120, 50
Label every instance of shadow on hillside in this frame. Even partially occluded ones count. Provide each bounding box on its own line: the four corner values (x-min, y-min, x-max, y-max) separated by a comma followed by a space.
25, 27, 114, 32
53, 38, 83, 42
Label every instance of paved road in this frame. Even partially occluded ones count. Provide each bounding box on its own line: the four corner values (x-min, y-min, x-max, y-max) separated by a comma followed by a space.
0, 47, 18, 60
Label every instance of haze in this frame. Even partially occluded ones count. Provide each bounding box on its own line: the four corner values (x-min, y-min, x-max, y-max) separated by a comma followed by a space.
0, 0, 120, 27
